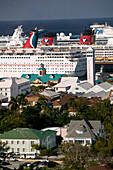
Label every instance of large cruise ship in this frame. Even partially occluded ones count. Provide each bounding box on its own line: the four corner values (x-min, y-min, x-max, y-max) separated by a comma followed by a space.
1, 22, 113, 79
0, 27, 87, 78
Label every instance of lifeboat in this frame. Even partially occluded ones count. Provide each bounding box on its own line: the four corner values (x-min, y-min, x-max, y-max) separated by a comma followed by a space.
107, 57, 113, 61
95, 57, 104, 61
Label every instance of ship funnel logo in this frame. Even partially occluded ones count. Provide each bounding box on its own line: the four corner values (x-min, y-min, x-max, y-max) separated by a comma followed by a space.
81, 38, 88, 43
44, 38, 50, 43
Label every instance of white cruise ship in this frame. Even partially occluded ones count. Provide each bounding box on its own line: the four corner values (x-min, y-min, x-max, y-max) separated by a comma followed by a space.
0, 27, 87, 78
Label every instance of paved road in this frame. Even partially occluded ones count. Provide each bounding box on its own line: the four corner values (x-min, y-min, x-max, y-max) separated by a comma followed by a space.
2, 158, 63, 169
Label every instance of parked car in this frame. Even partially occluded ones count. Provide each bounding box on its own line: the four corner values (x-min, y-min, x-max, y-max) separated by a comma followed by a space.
0, 157, 4, 161
8, 157, 17, 161
22, 162, 32, 167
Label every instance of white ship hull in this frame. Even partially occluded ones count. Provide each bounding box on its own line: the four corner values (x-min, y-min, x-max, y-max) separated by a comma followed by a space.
0, 47, 87, 78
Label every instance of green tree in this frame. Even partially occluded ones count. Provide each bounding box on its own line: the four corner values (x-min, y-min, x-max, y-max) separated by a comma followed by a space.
75, 97, 90, 113
18, 93, 28, 108
31, 143, 46, 151
38, 95, 48, 110
0, 112, 26, 132
68, 97, 76, 114
57, 111, 70, 126
61, 142, 93, 169
22, 106, 41, 129
8, 96, 19, 111
0, 141, 10, 153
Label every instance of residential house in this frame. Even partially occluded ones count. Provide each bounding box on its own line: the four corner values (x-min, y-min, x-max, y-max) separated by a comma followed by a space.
54, 77, 80, 93
65, 119, 105, 145
39, 90, 60, 102
0, 77, 31, 101
68, 81, 93, 94
42, 126, 67, 141
25, 93, 51, 106
52, 94, 76, 109
0, 128, 57, 157
82, 91, 109, 100
86, 82, 113, 94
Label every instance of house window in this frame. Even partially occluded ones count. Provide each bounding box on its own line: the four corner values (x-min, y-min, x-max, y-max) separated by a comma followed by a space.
22, 141, 25, 144
17, 141, 19, 144
6, 141, 8, 144
12, 148, 14, 152
69, 140, 73, 144
17, 148, 20, 152
23, 148, 25, 152
75, 140, 84, 144
11, 141, 14, 144
31, 141, 34, 144
86, 140, 90, 144
31, 148, 34, 152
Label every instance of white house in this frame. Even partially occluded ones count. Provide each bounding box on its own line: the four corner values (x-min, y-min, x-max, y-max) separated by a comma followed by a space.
65, 119, 105, 146
86, 82, 113, 94
68, 81, 93, 94
53, 77, 80, 93
0, 128, 57, 158
0, 77, 31, 101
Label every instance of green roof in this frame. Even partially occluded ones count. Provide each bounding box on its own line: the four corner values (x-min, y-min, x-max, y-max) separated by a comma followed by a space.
0, 128, 56, 140
96, 80, 103, 83
21, 74, 66, 83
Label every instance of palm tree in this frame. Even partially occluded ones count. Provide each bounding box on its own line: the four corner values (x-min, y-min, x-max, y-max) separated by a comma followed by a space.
35, 101, 41, 110
18, 93, 28, 108
68, 97, 76, 114
38, 95, 48, 110
8, 96, 19, 111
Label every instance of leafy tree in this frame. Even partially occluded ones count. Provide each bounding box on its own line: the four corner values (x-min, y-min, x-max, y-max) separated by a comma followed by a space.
0, 112, 26, 132
35, 101, 41, 111
75, 97, 90, 113
57, 111, 70, 126
61, 142, 93, 169
49, 82, 56, 87
91, 137, 113, 163
18, 93, 28, 108
31, 143, 46, 151
31, 85, 46, 94
0, 141, 10, 153
38, 95, 48, 110
8, 96, 19, 111
40, 148, 57, 157
22, 106, 41, 129
68, 97, 76, 114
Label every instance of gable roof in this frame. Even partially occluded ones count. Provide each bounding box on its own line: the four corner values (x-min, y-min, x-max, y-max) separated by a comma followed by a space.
98, 82, 112, 90
78, 82, 93, 90
54, 77, 79, 88
39, 90, 60, 98
26, 93, 51, 102
66, 119, 101, 139
83, 90, 109, 100
0, 128, 56, 140
52, 94, 76, 106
